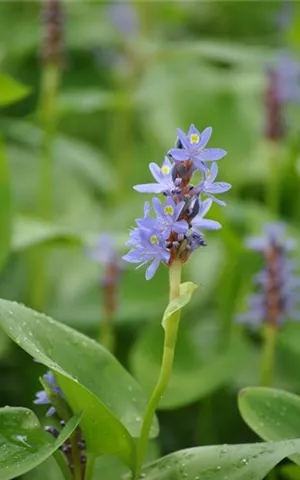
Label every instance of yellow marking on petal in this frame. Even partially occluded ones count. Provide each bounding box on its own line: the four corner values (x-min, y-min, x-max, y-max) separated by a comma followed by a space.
161, 165, 170, 175
190, 133, 200, 144
164, 205, 174, 216
206, 170, 212, 179
150, 235, 159, 245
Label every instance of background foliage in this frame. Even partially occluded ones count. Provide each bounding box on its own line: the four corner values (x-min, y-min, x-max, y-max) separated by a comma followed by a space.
1, 1, 300, 478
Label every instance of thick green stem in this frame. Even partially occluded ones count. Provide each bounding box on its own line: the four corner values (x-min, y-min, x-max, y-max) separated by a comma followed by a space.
85, 453, 96, 480
260, 323, 277, 387
29, 62, 60, 311
99, 313, 115, 353
70, 431, 82, 480
133, 262, 182, 480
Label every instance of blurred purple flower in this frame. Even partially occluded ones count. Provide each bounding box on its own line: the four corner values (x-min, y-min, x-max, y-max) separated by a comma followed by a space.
107, 3, 139, 36
237, 223, 300, 329
168, 124, 227, 172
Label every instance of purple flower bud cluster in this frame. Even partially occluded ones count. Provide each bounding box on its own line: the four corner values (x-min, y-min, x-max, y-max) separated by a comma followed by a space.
34, 370, 63, 417
41, 0, 64, 66
265, 52, 300, 141
237, 223, 300, 329
123, 124, 231, 279
34, 370, 87, 474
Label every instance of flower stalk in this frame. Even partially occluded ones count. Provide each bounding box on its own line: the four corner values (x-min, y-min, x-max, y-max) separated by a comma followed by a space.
133, 261, 182, 480
260, 323, 277, 387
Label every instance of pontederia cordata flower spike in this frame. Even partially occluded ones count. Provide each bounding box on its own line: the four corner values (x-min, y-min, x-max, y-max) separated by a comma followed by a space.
124, 124, 231, 279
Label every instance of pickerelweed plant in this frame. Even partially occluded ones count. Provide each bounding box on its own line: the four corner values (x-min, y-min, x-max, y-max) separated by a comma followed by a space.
123, 124, 231, 479
237, 223, 300, 387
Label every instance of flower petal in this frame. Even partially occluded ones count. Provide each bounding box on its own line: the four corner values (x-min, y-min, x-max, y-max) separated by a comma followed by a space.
205, 182, 231, 194
152, 197, 164, 217
134, 183, 165, 194
206, 193, 226, 206
149, 162, 162, 183
198, 148, 227, 162
198, 126, 212, 149
198, 198, 213, 217
122, 249, 143, 263
145, 257, 161, 280
176, 128, 190, 149
208, 162, 218, 182
168, 148, 190, 162
194, 219, 222, 231
173, 220, 189, 235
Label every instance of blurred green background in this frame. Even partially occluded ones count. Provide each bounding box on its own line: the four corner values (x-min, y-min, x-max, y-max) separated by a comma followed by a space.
1, 0, 300, 475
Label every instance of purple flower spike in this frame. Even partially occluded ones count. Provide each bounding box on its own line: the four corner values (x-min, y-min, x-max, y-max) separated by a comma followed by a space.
134, 157, 175, 195
191, 199, 222, 233
124, 124, 228, 278
168, 124, 227, 172
238, 222, 300, 329
86, 234, 118, 265
123, 227, 170, 280
195, 163, 231, 206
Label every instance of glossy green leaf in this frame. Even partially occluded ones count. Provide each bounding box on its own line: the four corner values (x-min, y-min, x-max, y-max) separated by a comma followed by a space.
12, 217, 83, 252
238, 387, 300, 464
130, 323, 243, 409
162, 281, 197, 329
140, 440, 300, 480
0, 72, 31, 106
0, 138, 11, 270
23, 458, 64, 480
0, 299, 158, 468
0, 407, 80, 480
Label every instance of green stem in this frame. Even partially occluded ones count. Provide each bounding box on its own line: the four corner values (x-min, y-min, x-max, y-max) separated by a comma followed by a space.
85, 453, 96, 480
99, 313, 115, 353
260, 323, 277, 387
266, 140, 281, 215
133, 261, 182, 480
70, 431, 82, 480
29, 62, 60, 311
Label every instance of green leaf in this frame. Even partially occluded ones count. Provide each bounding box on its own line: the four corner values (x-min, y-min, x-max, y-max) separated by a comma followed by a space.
140, 440, 300, 480
23, 458, 64, 480
0, 72, 31, 106
162, 281, 197, 329
0, 407, 80, 480
130, 324, 243, 409
0, 299, 158, 468
12, 216, 83, 252
0, 138, 11, 269
238, 387, 300, 464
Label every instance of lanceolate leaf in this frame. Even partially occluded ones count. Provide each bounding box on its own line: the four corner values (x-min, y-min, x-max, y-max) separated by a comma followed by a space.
238, 387, 300, 464
0, 299, 158, 469
0, 72, 31, 106
0, 407, 80, 480
140, 440, 300, 480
